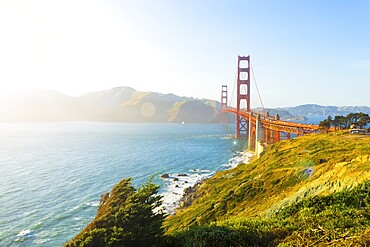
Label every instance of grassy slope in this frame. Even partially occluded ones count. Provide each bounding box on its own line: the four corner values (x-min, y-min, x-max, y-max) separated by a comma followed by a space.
164, 132, 370, 241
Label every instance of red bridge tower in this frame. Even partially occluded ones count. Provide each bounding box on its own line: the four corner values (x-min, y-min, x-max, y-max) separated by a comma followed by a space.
236, 55, 251, 138
220, 85, 228, 124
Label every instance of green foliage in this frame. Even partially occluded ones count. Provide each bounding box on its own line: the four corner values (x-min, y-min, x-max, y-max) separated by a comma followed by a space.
166, 224, 277, 247
166, 181, 370, 246
164, 132, 370, 246
320, 112, 370, 131
165, 133, 370, 233
65, 178, 165, 247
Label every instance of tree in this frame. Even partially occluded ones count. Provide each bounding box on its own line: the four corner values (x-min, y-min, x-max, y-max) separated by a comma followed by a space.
332, 115, 341, 130
319, 116, 332, 133
357, 112, 370, 129
66, 178, 165, 247
336, 115, 347, 129
322, 113, 369, 131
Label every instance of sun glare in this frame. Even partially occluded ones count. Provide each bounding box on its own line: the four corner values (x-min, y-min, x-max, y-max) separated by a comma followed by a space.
0, 0, 175, 97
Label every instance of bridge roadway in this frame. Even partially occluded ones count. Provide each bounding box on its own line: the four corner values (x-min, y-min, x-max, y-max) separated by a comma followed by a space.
223, 107, 319, 141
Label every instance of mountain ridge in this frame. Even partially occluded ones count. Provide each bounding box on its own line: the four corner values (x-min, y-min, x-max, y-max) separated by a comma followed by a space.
0, 87, 369, 123
0, 87, 222, 123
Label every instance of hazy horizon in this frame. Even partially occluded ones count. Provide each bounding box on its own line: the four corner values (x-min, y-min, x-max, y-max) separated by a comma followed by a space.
1, 86, 369, 109
0, 1, 370, 108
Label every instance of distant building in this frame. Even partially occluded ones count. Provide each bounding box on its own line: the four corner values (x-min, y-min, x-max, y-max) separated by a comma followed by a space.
349, 128, 367, 134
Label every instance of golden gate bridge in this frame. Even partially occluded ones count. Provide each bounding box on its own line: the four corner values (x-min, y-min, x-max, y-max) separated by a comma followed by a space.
221, 55, 319, 152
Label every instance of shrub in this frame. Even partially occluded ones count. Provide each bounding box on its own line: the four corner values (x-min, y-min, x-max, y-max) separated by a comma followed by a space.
65, 178, 165, 247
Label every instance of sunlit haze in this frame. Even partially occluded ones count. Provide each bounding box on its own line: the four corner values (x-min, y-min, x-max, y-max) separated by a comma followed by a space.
0, 0, 369, 107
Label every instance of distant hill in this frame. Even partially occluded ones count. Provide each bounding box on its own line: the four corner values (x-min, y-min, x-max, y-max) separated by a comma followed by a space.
0, 87, 223, 123
253, 107, 308, 122
253, 104, 370, 124
279, 104, 370, 117
1, 88, 368, 123
0, 90, 91, 122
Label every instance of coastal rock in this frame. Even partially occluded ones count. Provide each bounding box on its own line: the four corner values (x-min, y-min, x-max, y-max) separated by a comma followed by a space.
99, 192, 110, 208
173, 178, 179, 182
319, 158, 327, 164
179, 183, 201, 209
161, 173, 170, 179
178, 173, 188, 177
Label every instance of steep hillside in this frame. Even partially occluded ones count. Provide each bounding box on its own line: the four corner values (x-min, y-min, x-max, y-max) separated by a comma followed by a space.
168, 100, 219, 123
81, 87, 137, 107
164, 132, 370, 245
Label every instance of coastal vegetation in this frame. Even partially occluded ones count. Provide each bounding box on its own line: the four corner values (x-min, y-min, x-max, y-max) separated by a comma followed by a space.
319, 112, 370, 132
66, 131, 370, 246
65, 178, 165, 247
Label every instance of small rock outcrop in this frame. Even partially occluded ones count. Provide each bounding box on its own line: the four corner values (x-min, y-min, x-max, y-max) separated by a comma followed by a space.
179, 183, 201, 208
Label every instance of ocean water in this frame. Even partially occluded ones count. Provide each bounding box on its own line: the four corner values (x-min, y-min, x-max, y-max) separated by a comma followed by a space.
0, 122, 250, 246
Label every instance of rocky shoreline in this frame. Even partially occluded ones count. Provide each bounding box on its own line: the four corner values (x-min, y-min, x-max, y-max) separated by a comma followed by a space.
178, 182, 202, 209
166, 150, 255, 213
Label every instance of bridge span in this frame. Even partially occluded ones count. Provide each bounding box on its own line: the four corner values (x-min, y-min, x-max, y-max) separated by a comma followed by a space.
221, 55, 319, 152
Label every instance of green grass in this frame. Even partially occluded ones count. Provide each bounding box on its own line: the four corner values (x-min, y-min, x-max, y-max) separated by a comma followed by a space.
164, 132, 370, 239
165, 181, 370, 246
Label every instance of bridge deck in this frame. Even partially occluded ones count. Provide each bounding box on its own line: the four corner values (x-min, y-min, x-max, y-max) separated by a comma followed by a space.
223, 107, 319, 135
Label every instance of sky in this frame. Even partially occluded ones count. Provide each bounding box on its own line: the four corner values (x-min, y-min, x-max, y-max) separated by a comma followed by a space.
0, 0, 369, 107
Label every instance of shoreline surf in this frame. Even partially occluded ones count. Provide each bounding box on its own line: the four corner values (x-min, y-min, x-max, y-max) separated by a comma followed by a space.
160, 150, 255, 214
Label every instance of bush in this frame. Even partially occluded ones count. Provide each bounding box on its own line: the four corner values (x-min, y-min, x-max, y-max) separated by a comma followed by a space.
65, 178, 165, 247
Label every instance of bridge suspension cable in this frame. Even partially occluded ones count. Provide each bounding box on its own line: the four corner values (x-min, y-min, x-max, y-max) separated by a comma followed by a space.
250, 62, 266, 112
230, 66, 237, 107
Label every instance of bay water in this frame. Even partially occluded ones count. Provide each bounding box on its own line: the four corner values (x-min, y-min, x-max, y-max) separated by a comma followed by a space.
0, 122, 249, 246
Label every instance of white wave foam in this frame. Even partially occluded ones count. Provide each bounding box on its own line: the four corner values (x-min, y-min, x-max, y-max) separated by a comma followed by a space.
17, 229, 33, 237
86, 201, 99, 207
189, 169, 212, 173
160, 150, 254, 214
160, 172, 212, 214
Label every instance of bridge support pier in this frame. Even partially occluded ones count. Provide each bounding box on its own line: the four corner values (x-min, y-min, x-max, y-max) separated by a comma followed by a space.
255, 114, 260, 151
247, 113, 253, 149
265, 128, 270, 144
274, 131, 280, 143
